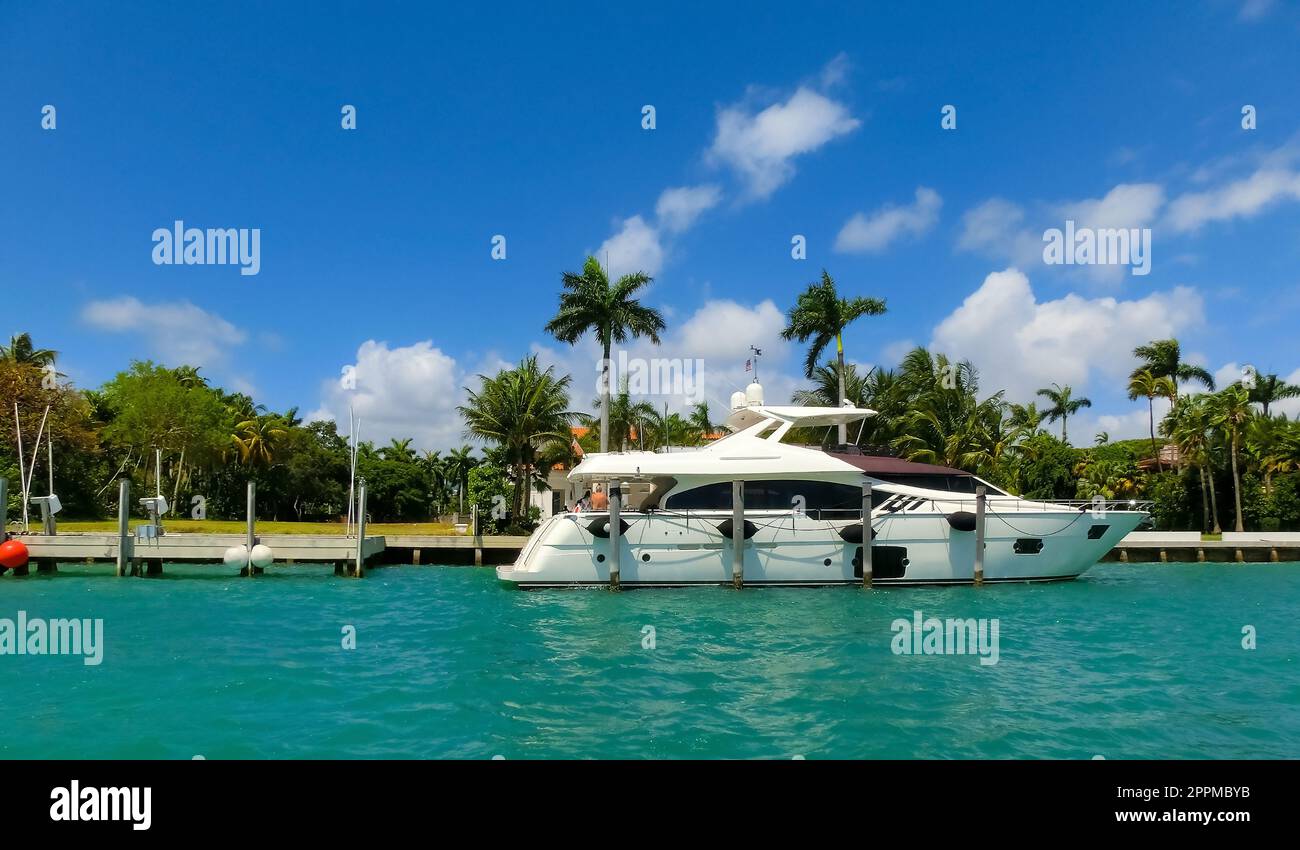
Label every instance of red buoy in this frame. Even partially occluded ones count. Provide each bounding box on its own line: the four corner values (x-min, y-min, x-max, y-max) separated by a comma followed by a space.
0, 539, 30, 570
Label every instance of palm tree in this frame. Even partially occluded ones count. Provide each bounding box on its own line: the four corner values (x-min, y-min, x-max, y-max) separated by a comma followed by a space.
792, 361, 871, 409
220, 391, 266, 421
688, 402, 716, 441
1035, 383, 1091, 445
443, 445, 479, 516
0, 333, 57, 366
1094, 431, 1109, 446
1127, 369, 1177, 471
781, 269, 887, 444
889, 349, 1010, 474
584, 379, 657, 451
1209, 385, 1253, 533
172, 365, 208, 388
1131, 339, 1214, 395
1006, 401, 1046, 435
459, 355, 576, 519
644, 408, 700, 449
1243, 415, 1298, 496
1165, 396, 1217, 532
380, 437, 416, 463
1246, 373, 1300, 416
232, 417, 287, 467
544, 255, 665, 454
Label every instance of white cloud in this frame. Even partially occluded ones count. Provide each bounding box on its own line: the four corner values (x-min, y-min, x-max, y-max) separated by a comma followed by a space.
314, 340, 464, 451
819, 52, 852, 88
835, 187, 942, 253
1215, 361, 1247, 389
1079, 406, 1170, 443
930, 268, 1204, 408
530, 298, 794, 417
655, 184, 722, 234
81, 296, 246, 368
1058, 182, 1164, 231
1240, 0, 1275, 21
1273, 368, 1300, 418
957, 198, 1056, 274
708, 87, 860, 199
1165, 167, 1300, 232
881, 339, 917, 366
957, 184, 1165, 285
596, 215, 664, 278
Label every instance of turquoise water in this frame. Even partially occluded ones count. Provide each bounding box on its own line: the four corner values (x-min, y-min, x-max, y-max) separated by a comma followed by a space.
0, 562, 1296, 759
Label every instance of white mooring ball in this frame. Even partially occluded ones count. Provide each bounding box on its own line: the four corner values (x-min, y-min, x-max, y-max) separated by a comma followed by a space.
249, 544, 275, 568
223, 545, 249, 567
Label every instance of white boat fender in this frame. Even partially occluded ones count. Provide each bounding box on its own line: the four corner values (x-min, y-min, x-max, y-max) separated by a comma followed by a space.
947, 511, 977, 531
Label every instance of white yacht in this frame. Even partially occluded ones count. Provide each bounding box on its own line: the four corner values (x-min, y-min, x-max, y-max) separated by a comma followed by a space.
496, 383, 1147, 588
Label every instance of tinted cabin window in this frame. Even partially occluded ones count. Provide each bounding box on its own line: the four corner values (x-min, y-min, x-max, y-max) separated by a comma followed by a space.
870, 473, 978, 493
667, 480, 863, 512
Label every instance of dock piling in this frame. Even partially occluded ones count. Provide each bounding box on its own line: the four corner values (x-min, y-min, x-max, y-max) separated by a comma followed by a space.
353, 482, 368, 577
608, 479, 621, 590
244, 481, 257, 577
731, 480, 744, 589
973, 485, 987, 586
861, 481, 873, 587
116, 479, 131, 577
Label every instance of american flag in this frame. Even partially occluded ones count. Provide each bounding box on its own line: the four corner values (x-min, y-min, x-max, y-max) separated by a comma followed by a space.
745, 359, 751, 371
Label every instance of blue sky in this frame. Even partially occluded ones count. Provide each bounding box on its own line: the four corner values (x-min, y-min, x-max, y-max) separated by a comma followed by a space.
2, 0, 1298, 448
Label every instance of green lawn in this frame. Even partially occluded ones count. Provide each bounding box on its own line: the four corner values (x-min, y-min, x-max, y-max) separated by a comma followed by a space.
56, 519, 463, 536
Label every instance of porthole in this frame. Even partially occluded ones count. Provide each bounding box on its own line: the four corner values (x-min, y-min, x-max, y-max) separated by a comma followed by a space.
641, 553, 651, 562
823, 558, 832, 566
596, 554, 606, 563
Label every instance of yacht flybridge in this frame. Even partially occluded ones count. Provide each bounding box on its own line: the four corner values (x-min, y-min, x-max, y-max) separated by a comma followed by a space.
496, 382, 1147, 588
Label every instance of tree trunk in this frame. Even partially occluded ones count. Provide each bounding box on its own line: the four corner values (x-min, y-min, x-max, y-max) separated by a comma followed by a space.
1061, 416, 1068, 445
600, 338, 611, 454
1148, 398, 1161, 472
1198, 463, 1210, 533
1231, 431, 1244, 533
514, 461, 526, 523
1208, 461, 1222, 534
836, 334, 847, 445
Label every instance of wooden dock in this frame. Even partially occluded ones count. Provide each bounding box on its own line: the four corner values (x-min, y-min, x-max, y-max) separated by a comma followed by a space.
1, 530, 530, 576
1102, 532, 1300, 563
8, 532, 387, 576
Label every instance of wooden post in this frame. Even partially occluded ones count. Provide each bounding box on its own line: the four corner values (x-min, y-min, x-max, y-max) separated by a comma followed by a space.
731, 480, 744, 589
116, 479, 131, 577
861, 481, 873, 588
244, 481, 257, 577
608, 479, 621, 590
973, 485, 987, 586
354, 482, 368, 577
412, 548, 421, 565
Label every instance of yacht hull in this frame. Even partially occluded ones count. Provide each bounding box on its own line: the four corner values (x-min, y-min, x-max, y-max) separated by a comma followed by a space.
495, 509, 1146, 588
